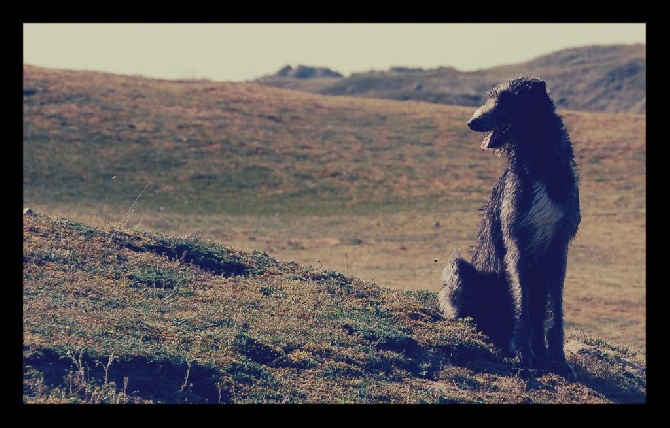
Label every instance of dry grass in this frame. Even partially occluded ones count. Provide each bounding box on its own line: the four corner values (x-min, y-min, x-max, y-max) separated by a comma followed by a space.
23, 65, 645, 401
23, 211, 645, 403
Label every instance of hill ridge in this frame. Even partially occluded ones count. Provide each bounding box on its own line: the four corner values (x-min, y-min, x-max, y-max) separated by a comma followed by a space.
257, 44, 646, 114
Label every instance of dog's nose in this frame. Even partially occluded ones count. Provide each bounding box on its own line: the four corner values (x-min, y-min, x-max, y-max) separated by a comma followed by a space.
467, 117, 482, 131
467, 113, 490, 132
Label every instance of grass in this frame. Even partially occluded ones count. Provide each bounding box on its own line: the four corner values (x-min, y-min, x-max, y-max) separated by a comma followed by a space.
22, 65, 645, 402
23, 211, 645, 404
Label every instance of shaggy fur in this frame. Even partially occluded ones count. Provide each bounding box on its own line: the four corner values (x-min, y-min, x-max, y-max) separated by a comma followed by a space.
438, 76, 581, 375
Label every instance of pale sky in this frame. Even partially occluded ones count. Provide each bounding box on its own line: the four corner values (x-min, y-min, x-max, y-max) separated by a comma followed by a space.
23, 23, 646, 82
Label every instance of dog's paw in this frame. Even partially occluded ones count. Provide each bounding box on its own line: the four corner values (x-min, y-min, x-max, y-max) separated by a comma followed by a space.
546, 359, 577, 381
524, 377, 557, 392
518, 348, 535, 370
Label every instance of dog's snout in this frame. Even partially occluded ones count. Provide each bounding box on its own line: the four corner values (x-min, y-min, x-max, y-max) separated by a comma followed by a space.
467, 106, 489, 131
467, 116, 486, 132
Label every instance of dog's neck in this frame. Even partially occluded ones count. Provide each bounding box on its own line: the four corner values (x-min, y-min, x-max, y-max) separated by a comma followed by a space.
505, 127, 574, 177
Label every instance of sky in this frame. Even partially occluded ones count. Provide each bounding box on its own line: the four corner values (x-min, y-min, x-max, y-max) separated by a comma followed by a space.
23, 23, 646, 82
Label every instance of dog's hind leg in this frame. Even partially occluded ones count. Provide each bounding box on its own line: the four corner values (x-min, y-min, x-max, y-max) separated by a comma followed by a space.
439, 256, 515, 352
438, 256, 474, 320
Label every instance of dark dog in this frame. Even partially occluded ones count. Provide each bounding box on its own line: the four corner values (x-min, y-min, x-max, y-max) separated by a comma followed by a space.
438, 76, 581, 376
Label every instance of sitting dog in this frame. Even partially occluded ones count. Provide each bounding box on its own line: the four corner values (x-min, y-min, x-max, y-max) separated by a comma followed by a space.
438, 76, 581, 376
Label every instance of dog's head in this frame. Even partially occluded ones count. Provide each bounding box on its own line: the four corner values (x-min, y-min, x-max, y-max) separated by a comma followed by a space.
467, 76, 551, 151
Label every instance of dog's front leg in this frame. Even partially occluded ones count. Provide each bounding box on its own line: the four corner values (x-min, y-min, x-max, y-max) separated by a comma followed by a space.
544, 247, 576, 379
501, 180, 535, 370
504, 244, 535, 370
528, 273, 549, 364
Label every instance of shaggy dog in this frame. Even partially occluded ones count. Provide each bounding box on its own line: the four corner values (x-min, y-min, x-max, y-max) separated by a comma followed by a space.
438, 76, 581, 376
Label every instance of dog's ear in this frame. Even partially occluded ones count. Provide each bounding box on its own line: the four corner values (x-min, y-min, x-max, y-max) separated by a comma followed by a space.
530, 79, 547, 95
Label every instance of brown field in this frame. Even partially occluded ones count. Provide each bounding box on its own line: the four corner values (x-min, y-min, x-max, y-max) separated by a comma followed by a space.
24, 65, 646, 350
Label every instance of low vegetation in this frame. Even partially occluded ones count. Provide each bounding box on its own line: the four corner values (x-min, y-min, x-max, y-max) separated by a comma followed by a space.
23, 211, 645, 403
22, 64, 645, 351
22, 54, 646, 403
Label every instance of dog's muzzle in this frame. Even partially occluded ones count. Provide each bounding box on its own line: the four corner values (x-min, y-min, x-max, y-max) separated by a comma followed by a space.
468, 117, 512, 150
466, 117, 489, 132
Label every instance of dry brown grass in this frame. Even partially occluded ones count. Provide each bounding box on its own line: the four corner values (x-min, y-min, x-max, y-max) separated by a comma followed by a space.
23, 65, 645, 352
23, 211, 645, 403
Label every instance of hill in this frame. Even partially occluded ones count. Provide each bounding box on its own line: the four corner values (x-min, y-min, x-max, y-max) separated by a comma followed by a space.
257, 44, 646, 114
22, 210, 646, 403
22, 64, 645, 353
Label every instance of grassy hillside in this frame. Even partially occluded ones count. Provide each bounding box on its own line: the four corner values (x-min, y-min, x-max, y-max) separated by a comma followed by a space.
23, 211, 645, 403
23, 64, 483, 216
22, 64, 645, 354
258, 44, 646, 114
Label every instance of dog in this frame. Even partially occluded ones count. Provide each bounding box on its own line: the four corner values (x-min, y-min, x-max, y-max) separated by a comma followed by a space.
438, 76, 581, 377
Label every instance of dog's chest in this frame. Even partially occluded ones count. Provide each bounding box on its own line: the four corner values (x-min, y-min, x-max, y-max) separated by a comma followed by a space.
502, 178, 565, 253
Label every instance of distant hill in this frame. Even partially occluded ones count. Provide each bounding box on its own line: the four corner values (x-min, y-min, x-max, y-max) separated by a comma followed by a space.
275, 65, 343, 79
257, 44, 646, 114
